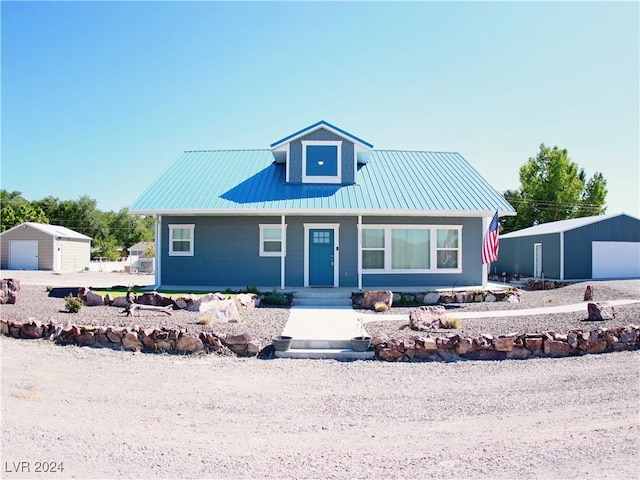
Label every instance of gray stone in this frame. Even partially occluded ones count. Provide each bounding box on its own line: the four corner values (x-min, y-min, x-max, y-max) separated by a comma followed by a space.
423, 292, 440, 305
587, 302, 615, 321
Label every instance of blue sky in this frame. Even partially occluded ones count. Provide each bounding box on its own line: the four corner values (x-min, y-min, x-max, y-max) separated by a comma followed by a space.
2, 1, 638, 216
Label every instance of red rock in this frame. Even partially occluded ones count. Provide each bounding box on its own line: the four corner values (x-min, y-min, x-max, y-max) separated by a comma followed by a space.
111, 296, 130, 308
422, 337, 438, 351
587, 302, 615, 321
506, 347, 531, 360
456, 337, 474, 355
225, 333, 251, 345
122, 332, 142, 351
378, 347, 404, 362
20, 321, 43, 339
410, 306, 446, 330
246, 340, 260, 355
544, 340, 571, 357
583, 285, 593, 301
106, 327, 123, 344
437, 348, 458, 362
176, 335, 203, 352
493, 337, 515, 352
0, 320, 9, 335
85, 290, 105, 306
586, 340, 607, 354
525, 337, 543, 352
402, 338, 416, 351
362, 290, 393, 310
77, 331, 96, 345
370, 334, 388, 347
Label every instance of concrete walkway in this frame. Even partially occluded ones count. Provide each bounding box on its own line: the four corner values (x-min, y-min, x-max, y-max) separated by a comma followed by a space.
359, 299, 640, 323
281, 306, 364, 344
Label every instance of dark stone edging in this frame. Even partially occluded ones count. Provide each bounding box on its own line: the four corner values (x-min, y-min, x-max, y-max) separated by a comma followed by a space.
0, 319, 260, 356
371, 324, 640, 361
2, 318, 638, 363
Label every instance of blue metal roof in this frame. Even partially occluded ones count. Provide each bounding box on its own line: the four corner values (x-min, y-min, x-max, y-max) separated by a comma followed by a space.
270, 120, 374, 149
131, 149, 514, 216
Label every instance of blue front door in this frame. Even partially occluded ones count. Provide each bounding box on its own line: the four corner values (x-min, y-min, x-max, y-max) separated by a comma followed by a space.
309, 229, 334, 286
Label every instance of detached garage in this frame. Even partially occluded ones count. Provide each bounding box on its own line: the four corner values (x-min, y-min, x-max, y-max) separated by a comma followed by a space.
495, 213, 640, 280
0, 222, 91, 271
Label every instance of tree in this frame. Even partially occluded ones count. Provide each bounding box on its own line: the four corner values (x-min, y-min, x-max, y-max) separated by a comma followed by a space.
501, 144, 608, 233
0, 190, 48, 231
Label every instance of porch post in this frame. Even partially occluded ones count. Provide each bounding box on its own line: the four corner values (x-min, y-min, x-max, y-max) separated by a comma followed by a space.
154, 214, 162, 289
357, 214, 362, 290
280, 214, 286, 290
481, 215, 488, 289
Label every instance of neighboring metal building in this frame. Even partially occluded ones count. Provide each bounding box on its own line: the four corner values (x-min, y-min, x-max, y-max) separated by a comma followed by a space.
495, 213, 640, 280
0, 222, 92, 271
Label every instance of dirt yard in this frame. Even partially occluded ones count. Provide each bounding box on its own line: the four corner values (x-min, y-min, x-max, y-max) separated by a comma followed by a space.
1, 337, 638, 479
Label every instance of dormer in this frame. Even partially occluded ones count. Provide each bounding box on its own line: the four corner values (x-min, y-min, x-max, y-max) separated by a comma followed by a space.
270, 121, 373, 185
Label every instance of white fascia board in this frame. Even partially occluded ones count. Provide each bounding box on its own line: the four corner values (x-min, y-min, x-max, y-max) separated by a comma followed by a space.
270, 123, 373, 151
131, 208, 515, 217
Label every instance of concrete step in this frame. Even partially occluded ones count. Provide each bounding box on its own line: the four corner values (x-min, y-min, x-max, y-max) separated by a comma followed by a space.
293, 290, 352, 299
275, 348, 375, 360
291, 338, 353, 349
293, 297, 352, 307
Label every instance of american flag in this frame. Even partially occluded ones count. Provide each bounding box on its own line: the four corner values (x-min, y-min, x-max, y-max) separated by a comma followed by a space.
481, 211, 499, 264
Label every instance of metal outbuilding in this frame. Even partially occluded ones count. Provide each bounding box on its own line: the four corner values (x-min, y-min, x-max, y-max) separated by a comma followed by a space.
495, 213, 640, 280
0, 222, 91, 271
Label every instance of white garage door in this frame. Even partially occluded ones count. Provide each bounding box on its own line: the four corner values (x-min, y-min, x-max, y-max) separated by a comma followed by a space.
10, 240, 39, 270
592, 242, 640, 279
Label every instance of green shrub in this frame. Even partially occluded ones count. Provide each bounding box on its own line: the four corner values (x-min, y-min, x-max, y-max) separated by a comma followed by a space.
245, 285, 260, 294
65, 295, 82, 313
45, 285, 53, 292
262, 290, 290, 306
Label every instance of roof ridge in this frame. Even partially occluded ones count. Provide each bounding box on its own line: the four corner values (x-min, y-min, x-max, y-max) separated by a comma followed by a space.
183, 148, 270, 153
374, 149, 461, 154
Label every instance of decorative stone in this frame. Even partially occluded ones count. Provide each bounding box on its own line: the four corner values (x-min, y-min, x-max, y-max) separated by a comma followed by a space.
544, 340, 571, 357
85, 290, 105, 307
583, 285, 593, 301
437, 348, 458, 362
122, 332, 142, 351
506, 293, 520, 303
106, 327, 123, 343
362, 290, 393, 310
174, 299, 188, 309
246, 340, 261, 355
506, 347, 531, 360
484, 294, 496, 303
378, 347, 404, 361
588, 302, 615, 321
111, 296, 130, 308
409, 306, 446, 331
525, 336, 544, 352
493, 336, 515, 352
201, 299, 241, 323
422, 337, 438, 351
456, 337, 474, 355
176, 335, 203, 352
423, 292, 440, 305
225, 333, 252, 345
370, 334, 388, 347
20, 320, 43, 339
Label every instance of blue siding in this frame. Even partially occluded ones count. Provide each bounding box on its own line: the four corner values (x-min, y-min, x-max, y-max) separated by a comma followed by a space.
289, 128, 356, 184
496, 234, 561, 279
161, 216, 282, 287
564, 215, 640, 279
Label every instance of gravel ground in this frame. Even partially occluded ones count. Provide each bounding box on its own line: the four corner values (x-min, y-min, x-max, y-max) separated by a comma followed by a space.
1, 337, 638, 479
2, 275, 639, 479
1, 280, 639, 346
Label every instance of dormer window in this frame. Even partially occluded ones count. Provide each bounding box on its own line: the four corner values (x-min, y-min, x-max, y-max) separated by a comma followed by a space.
302, 140, 342, 183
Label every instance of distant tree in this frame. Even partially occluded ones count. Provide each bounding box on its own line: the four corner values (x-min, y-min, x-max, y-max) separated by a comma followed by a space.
142, 244, 155, 258
501, 144, 608, 233
0, 190, 48, 231
104, 208, 154, 248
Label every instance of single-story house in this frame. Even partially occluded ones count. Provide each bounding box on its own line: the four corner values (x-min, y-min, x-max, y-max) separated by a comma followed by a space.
494, 213, 640, 280
0, 222, 92, 271
130, 121, 515, 290
127, 241, 155, 273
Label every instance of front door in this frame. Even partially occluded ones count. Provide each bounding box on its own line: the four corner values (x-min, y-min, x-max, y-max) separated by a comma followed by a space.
534, 243, 543, 279
309, 229, 335, 286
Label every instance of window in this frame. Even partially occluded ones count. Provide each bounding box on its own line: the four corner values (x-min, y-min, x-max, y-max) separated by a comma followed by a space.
301, 140, 342, 183
259, 224, 287, 257
168, 224, 194, 256
362, 228, 384, 269
436, 229, 459, 268
361, 225, 462, 273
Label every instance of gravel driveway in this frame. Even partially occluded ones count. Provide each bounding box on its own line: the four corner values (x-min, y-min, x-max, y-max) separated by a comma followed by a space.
2, 272, 639, 479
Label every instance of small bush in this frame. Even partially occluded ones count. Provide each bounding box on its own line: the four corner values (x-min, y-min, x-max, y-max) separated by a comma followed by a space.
197, 314, 213, 325
374, 301, 389, 312
262, 290, 290, 306
45, 285, 53, 292
65, 295, 82, 313
442, 317, 460, 329
246, 286, 260, 294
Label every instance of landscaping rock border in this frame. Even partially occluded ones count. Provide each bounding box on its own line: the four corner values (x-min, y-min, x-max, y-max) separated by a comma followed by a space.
371, 324, 640, 362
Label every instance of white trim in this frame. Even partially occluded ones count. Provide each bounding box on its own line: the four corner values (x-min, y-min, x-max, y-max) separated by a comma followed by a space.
303, 223, 340, 287
130, 208, 515, 217
301, 140, 342, 184
481, 216, 488, 288
270, 122, 373, 151
357, 215, 362, 290
559, 231, 564, 280
360, 224, 463, 274
155, 215, 162, 288
280, 215, 286, 289
168, 224, 195, 256
259, 223, 287, 257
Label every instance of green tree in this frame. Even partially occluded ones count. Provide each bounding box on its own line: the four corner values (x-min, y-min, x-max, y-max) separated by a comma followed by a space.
501, 144, 608, 233
0, 190, 48, 231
